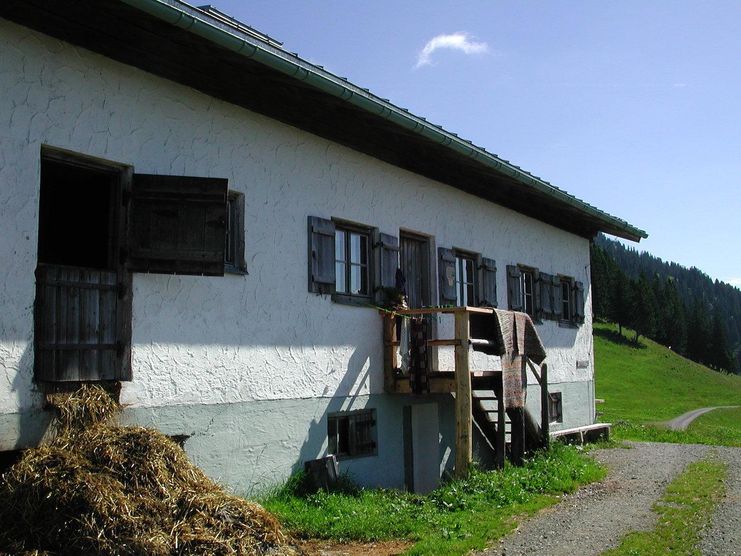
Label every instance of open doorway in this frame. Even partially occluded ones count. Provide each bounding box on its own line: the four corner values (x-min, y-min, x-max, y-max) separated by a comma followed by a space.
34, 149, 130, 383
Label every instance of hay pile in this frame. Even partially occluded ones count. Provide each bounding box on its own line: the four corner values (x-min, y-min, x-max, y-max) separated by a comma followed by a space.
0, 386, 295, 555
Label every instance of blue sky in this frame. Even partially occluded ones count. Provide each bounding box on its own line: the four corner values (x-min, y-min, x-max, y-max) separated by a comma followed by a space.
211, 0, 740, 286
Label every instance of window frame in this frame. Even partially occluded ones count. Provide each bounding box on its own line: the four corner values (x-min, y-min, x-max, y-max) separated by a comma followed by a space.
548, 392, 563, 424
520, 268, 536, 318
327, 408, 378, 460
454, 249, 479, 307
558, 275, 577, 327
224, 190, 247, 275
332, 219, 373, 304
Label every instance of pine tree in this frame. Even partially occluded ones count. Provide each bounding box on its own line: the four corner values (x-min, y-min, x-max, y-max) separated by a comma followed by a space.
630, 272, 657, 344
708, 310, 733, 372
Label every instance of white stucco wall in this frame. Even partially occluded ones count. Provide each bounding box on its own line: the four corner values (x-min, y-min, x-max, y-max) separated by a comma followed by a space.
0, 20, 594, 420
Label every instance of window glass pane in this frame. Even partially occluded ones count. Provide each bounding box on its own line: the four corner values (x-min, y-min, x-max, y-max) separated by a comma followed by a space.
338, 417, 350, 455
328, 418, 338, 455
350, 264, 368, 295
466, 283, 475, 306
335, 230, 346, 262
464, 258, 474, 281
336, 262, 347, 293
350, 232, 368, 265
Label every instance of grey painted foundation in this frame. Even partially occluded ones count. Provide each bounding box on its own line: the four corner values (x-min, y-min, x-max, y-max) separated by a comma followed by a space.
0, 381, 593, 494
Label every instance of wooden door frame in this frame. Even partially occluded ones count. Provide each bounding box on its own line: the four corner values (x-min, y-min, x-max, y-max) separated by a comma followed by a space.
36, 147, 133, 383
399, 229, 438, 372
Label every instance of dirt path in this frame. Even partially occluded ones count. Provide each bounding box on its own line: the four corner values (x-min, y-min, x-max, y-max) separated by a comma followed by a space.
664, 406, 739, 430
481, 442, 717, 556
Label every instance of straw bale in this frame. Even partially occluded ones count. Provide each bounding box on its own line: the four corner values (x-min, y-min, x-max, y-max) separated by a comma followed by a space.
0, 385, 296, 556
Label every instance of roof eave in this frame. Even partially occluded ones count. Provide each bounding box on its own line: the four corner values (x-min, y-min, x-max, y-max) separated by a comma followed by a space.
116, 0, 647, 242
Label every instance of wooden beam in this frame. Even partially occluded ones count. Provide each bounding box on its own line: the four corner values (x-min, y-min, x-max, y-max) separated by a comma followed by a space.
391, 377, 456, 394
454, 310, 472, 478
427, 338, 460, 346
382, 314, 397, 393
540, 363, 550, 449
526, 358, 542, 384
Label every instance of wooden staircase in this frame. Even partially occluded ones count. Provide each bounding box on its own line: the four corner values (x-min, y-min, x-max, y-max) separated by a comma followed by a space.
473, 390, 511, 442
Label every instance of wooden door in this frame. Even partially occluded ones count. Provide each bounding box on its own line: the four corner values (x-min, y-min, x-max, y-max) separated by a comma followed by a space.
400, 233, 430, 308
34, 265, 123, 381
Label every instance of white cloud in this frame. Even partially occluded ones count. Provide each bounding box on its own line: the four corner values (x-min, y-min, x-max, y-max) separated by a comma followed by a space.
415, 32, 489, 68
726, 277, 741, 287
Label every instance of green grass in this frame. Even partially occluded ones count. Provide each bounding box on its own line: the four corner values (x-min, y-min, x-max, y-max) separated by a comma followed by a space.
594, 322, 741, 446
262, 443, 605, 555
603, 456, 727, 555
687, 407, 741, 447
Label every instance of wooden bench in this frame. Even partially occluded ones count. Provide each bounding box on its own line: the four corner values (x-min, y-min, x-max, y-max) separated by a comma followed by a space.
550, 423, 611, 444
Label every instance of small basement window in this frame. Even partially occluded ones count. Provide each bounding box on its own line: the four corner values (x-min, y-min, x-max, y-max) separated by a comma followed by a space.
549, 392, 563, 424
328, 409, 377, 459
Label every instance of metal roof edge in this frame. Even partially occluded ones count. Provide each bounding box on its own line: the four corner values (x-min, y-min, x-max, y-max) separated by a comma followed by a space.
119, 0, 648, 241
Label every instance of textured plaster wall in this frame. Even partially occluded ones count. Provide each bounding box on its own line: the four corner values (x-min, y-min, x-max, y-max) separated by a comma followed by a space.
0, 21, 593, 429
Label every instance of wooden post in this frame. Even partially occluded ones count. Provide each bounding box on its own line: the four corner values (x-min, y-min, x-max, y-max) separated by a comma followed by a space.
382, 314, 398, 393
509, 407, 525, 466
495, 375, 506, 469
454, 310, 472, 478
540, 362, 549, 449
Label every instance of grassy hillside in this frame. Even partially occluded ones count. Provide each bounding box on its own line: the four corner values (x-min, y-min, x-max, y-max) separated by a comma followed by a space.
593, 322, 741, 446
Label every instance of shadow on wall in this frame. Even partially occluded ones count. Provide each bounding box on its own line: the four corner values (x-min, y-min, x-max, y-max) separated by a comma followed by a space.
5, 344, 51, 450
291, 343, 377, 477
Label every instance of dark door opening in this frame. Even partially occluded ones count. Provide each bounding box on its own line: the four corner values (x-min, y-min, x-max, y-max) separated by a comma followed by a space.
38, 158, 116, 270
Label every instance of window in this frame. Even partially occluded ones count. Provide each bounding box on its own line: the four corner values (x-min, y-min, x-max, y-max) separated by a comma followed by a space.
335, 225, 370, 297
328, 409, 377, 459
549, 392, 563, 424
455, 252, 477, 306
521, 270, 535, 316
224, 191, 246, 274
561, 279, 572, 322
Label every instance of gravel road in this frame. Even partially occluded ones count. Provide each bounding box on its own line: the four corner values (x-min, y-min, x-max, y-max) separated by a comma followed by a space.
665, 406, 740, 430
482, 441, 740, 556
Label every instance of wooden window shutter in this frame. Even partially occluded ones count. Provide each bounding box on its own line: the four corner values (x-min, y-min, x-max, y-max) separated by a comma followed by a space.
128, 174, 227, 276
507, 265, 522, 311
308, 216, 336, 294
539, 272, 553, 319
438, 247, 457, 305
574, 281, 585, 323
478, 256, 498, 307
374, 231, 399, 304
532, 269, 542, 320
551, 274, 562, 320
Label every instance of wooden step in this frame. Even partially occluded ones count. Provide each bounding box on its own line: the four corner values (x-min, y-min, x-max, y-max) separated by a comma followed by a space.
472, 389, 497, 400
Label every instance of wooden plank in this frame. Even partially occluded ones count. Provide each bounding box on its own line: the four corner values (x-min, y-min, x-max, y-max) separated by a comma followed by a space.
540, 363, 549, 449
427, 338, 460, 347
495, 376, 506, 469
395, 306, 494, 316
454, 310, 472, 478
